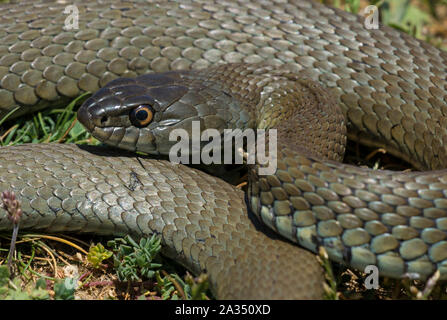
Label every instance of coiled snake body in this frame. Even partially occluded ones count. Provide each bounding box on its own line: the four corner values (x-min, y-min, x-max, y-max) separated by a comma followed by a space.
1, 0, 447, 299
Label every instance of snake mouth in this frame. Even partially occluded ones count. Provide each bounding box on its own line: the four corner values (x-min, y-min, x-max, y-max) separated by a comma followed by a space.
77, 100, 116, 144
78, 98, 160, 154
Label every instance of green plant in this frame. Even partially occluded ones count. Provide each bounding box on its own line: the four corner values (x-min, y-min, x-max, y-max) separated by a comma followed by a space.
54, 278, 76, 300
184, 273, 209, 300
0, 265, 49, 300
87, 243, 113, 268
0, 92, 95, 146
155, 271, 181, 300
375, 0, 431, 38
107, 235, 162, 282
152, 271, 209, 300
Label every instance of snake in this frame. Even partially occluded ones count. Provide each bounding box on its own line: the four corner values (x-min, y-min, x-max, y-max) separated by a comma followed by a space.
1, 0, 447, 299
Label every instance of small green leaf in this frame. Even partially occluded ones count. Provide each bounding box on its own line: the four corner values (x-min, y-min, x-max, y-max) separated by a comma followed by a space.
29, 287, 50, 300
87, 243, 113, 268
54, 278, 76, 300
186, 273, 210, 300
108, 235, 162, 282
35, 278, 47, 290
0, 265, 10, 287
69, 121, 86, 138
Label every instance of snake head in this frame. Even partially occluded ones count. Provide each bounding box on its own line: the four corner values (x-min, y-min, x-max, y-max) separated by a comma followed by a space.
78, 71, 213, 155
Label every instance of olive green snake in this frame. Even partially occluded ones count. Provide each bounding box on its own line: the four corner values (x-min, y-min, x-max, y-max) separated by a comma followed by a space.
1, 0, 447, 299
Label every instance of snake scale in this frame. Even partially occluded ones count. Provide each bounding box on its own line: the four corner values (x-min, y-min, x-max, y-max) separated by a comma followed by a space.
1, 0, 447, 299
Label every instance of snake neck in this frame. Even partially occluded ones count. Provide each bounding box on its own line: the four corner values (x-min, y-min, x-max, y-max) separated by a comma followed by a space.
202, 64, 348, 162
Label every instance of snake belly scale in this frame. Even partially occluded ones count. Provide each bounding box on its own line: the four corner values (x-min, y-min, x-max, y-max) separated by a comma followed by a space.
1, 0, 447, 299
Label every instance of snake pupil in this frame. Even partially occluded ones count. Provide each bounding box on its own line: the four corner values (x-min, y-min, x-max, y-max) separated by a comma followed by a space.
136, 109, 148, 120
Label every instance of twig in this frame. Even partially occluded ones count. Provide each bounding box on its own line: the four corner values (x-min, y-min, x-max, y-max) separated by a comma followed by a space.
23, 234, 88, 255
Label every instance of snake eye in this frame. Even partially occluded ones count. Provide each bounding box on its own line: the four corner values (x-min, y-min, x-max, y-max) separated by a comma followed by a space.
130, 105, 154, 127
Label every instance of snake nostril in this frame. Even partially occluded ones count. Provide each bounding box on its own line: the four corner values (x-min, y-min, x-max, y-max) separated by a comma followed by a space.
100, 116, 108, 125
